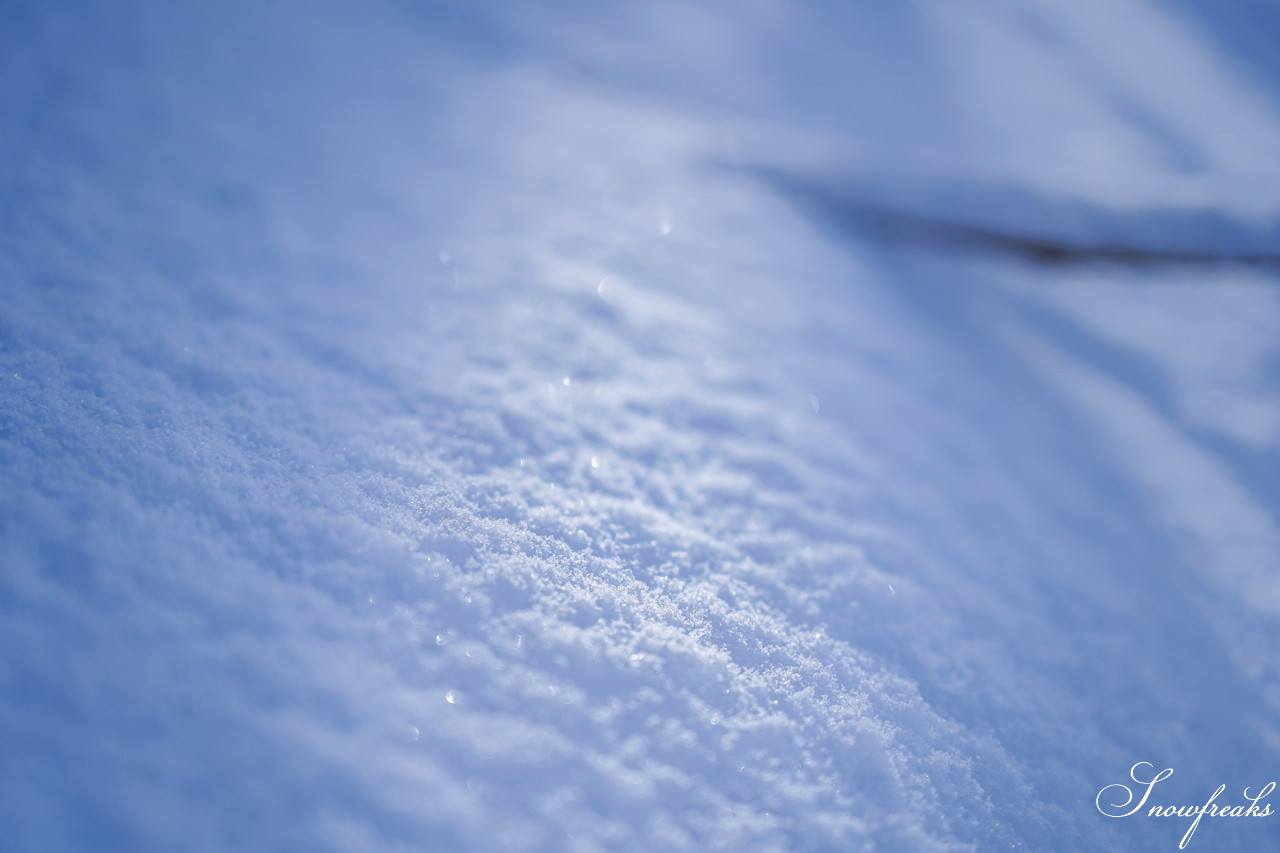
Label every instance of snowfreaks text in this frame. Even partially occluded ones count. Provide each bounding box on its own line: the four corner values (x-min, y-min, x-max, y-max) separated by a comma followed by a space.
1096, 761, 1274, 849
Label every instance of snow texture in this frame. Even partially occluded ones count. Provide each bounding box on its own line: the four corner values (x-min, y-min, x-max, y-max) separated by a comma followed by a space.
2, 1, 1278, 851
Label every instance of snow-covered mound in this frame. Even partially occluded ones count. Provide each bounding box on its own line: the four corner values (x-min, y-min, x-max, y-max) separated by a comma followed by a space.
2, 1, 1278, 850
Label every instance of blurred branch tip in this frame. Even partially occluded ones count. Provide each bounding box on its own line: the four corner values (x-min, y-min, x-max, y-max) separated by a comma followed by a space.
752, 167, 1280, 274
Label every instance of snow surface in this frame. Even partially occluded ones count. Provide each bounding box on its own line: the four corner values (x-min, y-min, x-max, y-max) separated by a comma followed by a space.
2, 1, 1279, 851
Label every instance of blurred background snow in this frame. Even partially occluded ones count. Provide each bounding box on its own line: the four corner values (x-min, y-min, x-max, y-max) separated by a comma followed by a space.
1, 1, 1278, 850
